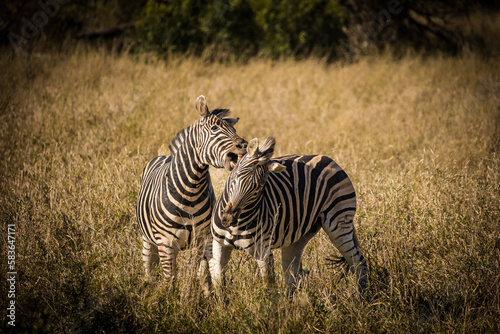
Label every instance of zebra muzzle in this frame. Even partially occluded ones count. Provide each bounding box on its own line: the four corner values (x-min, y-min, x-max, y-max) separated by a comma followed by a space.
221, 202, 241, 227
225, 138, 247, 171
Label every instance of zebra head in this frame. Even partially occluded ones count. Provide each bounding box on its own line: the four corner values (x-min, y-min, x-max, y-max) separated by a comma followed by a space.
220, 137, 286, 227
195, 95, 247, 171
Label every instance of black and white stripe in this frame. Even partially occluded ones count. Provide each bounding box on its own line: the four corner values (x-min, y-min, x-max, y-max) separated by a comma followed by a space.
210, 137, 367, 293
136, 96, 247, 286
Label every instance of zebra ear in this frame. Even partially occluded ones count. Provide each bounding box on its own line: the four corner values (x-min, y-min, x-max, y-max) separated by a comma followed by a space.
247, 138, 259, 156
195, 95, 210, 117
257, 137, 276, 163
268, 161, 286, 173
259, 137, 276, 153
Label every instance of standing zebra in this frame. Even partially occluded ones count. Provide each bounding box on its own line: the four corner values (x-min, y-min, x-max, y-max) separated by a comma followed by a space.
136, 95, 247, 290
210, 137, 367, 294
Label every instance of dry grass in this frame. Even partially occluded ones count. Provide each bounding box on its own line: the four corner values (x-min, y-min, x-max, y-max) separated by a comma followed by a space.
0, 46, 499, 333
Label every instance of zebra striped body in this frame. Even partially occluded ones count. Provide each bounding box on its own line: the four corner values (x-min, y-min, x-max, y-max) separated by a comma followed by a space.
210, 137, 367, 293
137, 152, 213, 257
136, 96, 246, 287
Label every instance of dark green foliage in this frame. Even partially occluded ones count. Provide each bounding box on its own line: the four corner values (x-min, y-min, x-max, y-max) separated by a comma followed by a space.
135, 0, 205, 55
134, 0, 346, 59
3, 0, 496, 59
251, 0, 346, 58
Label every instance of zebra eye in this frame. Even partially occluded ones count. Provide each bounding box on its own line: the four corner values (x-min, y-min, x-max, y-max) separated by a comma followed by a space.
210, 125, 218, 132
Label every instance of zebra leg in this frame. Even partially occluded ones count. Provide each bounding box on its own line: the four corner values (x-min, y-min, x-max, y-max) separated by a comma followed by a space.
157, 242, 180, 283
322, 214, 367, 293
209, 239, 233, 291
197, 235, 213, 297
281, 230, 316, 295
142, 235, 159, 278
255, 250, 275, 286
281, 246, 303, 296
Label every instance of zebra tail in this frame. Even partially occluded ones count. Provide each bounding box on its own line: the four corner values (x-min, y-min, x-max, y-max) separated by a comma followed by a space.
325, 227, 361, 274
325, 256, 349, 274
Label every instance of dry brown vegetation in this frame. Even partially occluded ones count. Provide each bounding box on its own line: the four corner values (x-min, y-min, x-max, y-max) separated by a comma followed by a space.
0, 47, 499, 332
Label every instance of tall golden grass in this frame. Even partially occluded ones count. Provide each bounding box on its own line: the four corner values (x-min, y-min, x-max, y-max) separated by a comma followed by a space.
0, 47, 499, 332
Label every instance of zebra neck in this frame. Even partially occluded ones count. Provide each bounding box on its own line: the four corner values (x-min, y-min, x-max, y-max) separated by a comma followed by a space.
169, 123, 195, 156
236, 195, 266, 227
168, 126, 209, 188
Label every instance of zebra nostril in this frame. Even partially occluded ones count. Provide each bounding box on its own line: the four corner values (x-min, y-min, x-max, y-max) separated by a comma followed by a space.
236, 140, 248, 150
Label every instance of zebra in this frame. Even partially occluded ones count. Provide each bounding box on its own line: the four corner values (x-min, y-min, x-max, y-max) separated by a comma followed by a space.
209, 137, 367, 294
136, 95, 247, 292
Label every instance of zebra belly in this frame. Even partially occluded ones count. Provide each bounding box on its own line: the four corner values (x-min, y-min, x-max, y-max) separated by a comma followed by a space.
149, 203, 212, 249
153, 223, 209, 250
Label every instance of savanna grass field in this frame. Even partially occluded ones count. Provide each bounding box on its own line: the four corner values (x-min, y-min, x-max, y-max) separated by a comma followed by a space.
1, 46, 499, 332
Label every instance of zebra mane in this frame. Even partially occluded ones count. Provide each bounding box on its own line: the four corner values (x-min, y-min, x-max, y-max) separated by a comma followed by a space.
167, 109, 231, 155
212, 108, 231, 119
168, 125, 192, 156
